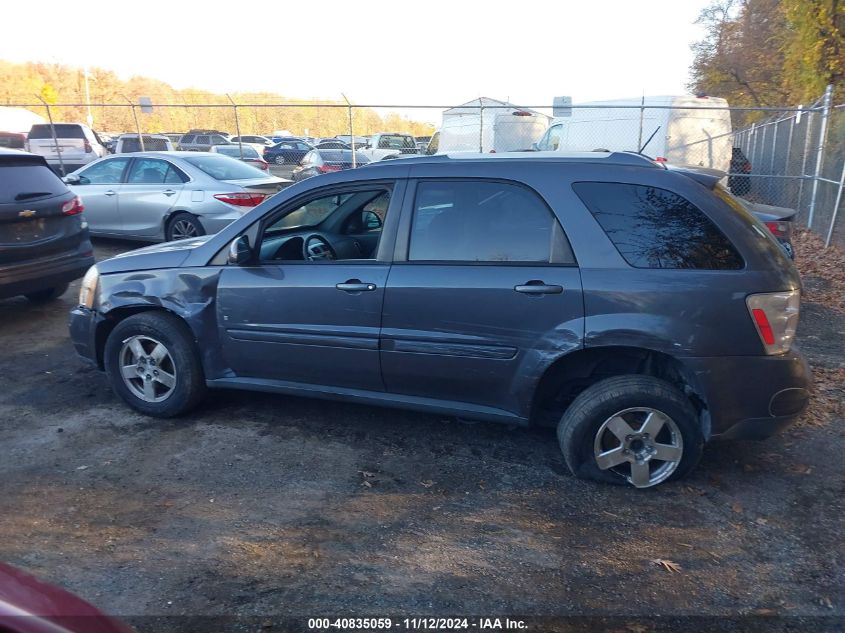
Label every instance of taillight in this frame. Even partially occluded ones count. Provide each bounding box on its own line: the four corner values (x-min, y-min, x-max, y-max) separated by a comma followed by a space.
743, 163, 752, 173
62, 196, 84, 215
84, 141, 92, 153
318, 165, 342, 173
764, 221, 790, 239
213, 193, 267, 207
746, 290, 800, 354
654, 156, 667, 163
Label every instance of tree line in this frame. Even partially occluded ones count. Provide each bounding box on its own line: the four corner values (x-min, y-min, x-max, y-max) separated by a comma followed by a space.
689, 0, 843, 110
0, 60, 435, 137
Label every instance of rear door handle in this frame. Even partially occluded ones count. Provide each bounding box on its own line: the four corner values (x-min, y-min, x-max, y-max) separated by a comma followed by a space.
336, 280, 377, 292
163, 189, 176, 196
514, 281, 563, 295
104, 190, 116, 196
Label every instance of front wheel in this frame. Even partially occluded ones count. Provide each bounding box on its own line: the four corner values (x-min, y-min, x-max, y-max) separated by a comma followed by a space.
104, 312, 206, 417
274, 154, 286, 165
557, 375, 703, 488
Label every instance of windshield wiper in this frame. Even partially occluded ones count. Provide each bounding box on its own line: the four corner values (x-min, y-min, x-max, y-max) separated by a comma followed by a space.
14, 191, 53, 201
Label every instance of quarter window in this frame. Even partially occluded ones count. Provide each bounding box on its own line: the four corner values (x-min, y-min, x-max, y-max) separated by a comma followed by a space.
573, 182, 743, 269
409, 180, 569, 263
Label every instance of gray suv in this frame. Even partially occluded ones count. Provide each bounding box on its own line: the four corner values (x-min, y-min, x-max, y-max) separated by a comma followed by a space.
68, 152, 810, 488
178, 132, 231, 152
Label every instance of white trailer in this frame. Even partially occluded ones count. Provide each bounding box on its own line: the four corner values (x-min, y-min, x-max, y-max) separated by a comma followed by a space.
536, 95, 733, 171
437, 97, 549, 154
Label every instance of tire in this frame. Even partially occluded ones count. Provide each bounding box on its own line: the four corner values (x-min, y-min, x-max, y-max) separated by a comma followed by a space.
557, 375, 703, 488
274, 154, 287, 165
103, 311, 206, 417
25, 283, 69, 303
166, 212, 205, 242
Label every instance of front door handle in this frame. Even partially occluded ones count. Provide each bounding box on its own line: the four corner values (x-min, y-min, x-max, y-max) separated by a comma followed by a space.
514, 281, 563, 295
104, 190, 116, 196
336, 279, 377, 292
163, 189, 176, 196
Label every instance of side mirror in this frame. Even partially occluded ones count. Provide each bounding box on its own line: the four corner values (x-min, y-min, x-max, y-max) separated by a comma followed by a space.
228, 235, 252, 265
63, 173, 81, 185
362, 210, 382, 230
530, 142, 540, 152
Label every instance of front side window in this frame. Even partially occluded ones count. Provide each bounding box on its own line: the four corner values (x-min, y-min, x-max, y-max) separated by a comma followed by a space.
259, 188, 392, 261
127, 158, 186, 184
181, 134, 195, 144
78, 158, 130, 184
573, 182, 743, 270
196, 135, 210, 145
409, 180, 566, 263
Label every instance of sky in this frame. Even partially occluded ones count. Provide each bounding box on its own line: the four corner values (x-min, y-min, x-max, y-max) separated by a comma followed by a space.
2, 0, 710, 109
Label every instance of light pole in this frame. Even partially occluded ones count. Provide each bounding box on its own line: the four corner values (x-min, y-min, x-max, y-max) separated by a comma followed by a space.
84, 66, 93, 128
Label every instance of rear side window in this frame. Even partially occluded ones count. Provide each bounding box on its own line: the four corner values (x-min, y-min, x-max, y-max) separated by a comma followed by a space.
0, 164, 67, 203
409, 180, 572, 263
28, 124, 85, 139
181, 134, 195, 144
573, 182, 743, 270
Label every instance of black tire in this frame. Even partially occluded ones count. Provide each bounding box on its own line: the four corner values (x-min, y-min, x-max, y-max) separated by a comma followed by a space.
165, 212, 205, 242
25, 283, 69, 303
274, 154, 286, 165
103, 311, 206, 417
557, 375, 703, 488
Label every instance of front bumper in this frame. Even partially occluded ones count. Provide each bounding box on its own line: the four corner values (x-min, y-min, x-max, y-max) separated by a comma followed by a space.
682, 348, 811, 440
68, 305, 101, 367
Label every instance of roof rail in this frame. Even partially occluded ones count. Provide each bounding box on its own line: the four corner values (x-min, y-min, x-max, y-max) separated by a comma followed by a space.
365, 150, 663, 168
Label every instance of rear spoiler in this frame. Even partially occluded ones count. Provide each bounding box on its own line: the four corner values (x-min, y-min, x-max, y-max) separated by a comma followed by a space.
0, 150, 48, 168
666, 165, 726, 189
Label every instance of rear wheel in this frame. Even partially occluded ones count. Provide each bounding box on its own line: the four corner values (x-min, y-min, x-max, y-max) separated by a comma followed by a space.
166, 213, 204, 241
557, 375, 703, 488
104, 312, 206, 417
274, 155, 287, 165
25, 283, 69, 303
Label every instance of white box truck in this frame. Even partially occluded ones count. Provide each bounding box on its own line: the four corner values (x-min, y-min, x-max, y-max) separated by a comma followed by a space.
436, 98, 549, 154
536, 95, 733, 171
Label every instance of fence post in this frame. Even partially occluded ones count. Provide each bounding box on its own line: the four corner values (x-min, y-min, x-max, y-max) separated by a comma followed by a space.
825, 158, 845, 247
123, 95, 144, 152
342, 93, 355, 168
478, 99, 484, 153
807, 84, 833, 229
226, 94, 243, 160
797, 110, 814, 216
35, 94, 66, 176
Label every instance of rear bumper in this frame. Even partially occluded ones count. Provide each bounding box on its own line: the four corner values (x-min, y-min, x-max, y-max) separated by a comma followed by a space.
197, 212, 245, 235
0, 250, 95, 300
682, 348, 811, 440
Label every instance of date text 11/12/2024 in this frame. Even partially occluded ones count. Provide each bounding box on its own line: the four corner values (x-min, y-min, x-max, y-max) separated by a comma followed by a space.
307, 618, 528, 630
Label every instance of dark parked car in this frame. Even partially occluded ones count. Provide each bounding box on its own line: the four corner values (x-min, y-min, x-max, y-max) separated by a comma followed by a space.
68, 152, 809, 489
263, 139, 314, 165
291, 149, 370, 181
314, 140, 350, 150
0, 149, 95, 301
729, 146, 752, 196
0, 562, 135, 633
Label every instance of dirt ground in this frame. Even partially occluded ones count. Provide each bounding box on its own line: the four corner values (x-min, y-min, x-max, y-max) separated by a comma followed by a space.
0, 235, 843, 631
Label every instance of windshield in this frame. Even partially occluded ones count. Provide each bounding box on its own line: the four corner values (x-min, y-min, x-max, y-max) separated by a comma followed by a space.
182, 155, 267, 180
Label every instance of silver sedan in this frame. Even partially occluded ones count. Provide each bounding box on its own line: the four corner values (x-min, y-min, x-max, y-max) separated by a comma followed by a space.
63, 151, 291, 241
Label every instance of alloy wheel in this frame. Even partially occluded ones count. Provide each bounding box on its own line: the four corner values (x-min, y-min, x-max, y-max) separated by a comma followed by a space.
119, 335, 177, 403
171, 219, 198, 240
593, 407, 684, 488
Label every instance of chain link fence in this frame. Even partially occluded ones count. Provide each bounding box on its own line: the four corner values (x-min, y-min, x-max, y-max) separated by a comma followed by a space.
4, 90, 844, 246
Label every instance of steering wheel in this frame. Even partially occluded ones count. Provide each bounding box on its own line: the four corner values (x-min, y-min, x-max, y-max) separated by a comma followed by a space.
303, 234, 337, 261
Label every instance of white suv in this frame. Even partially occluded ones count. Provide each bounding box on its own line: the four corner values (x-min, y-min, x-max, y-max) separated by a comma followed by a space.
26, 123, 107, 174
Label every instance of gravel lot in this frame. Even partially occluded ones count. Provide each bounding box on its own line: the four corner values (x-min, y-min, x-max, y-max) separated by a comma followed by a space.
0, 235, 843, 631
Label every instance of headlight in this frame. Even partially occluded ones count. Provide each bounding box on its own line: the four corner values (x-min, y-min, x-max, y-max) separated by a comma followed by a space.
78, 265, 99, 308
